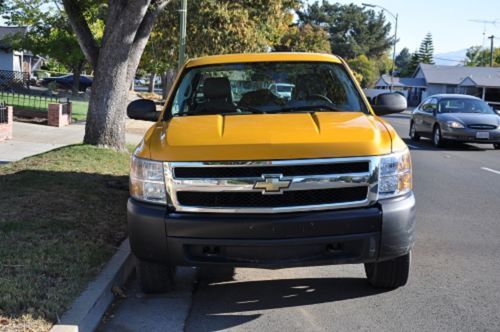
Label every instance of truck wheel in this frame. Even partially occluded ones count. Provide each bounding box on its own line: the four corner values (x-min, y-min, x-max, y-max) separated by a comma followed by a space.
364, 252, 411, 289
494, 143, 500, 150
409, 121, 420, 141
136, 257, 175, 293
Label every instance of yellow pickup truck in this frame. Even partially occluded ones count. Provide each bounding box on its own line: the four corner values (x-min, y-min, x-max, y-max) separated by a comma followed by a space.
127, 53, 415, 293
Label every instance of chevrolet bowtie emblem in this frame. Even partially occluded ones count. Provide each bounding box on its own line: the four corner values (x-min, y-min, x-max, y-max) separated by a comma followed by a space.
253, 174, 291, 195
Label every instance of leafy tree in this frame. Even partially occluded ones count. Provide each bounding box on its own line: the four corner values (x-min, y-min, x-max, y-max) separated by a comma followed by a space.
141, 0, 301, 97
406, 50, 421, 76
275, 23, 331, 53
347, 54, 378, 88
465, 46, 500, 67
418, 32, 434, 64
297, 1, 393, 59
1, 0, 95, 94
395, 47, 412, 76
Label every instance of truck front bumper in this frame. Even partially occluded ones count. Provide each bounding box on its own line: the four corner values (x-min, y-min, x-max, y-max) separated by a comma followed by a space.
128, 193, 415, 268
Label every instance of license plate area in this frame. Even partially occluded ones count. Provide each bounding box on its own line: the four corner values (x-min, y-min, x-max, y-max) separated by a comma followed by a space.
476, 131, 490, 139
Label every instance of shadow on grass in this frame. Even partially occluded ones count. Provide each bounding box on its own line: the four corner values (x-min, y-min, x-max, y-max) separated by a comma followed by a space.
0, 169, 129, 329
188, 272, 389, 331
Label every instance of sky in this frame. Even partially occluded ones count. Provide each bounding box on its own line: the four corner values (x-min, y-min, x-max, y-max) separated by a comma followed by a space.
304, 0, 500, 58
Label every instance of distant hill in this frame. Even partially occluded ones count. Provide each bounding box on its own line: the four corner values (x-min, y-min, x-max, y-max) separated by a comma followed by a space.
434, 49, 467, 66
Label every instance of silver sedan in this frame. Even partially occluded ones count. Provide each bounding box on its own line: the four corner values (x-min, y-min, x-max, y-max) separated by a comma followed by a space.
410, 94, 500, 149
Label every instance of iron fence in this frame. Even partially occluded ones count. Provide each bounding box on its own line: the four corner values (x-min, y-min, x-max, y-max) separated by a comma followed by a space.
0, 91, 69, 112
0, 70, 30, 92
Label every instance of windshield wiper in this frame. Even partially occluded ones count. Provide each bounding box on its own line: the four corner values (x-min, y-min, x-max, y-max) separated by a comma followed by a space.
275, 104, 347, 113
236, 105, 267, 114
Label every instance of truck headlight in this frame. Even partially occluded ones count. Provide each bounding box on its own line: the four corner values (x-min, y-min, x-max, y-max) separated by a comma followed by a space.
446, 121, 465, 129
130, 155, 167, 205
379, 149, 412, 199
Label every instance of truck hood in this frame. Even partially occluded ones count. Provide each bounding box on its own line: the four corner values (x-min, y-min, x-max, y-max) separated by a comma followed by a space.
143, 112, 393, 161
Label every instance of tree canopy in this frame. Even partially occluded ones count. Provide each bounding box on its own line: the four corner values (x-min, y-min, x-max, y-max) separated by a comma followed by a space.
465, 46, 500, 67
297, 1, 393, 59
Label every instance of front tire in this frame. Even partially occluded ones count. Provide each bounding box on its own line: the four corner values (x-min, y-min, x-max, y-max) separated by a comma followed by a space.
494, 143, 500, 150
409, 121, 420, 141
136, 258, 175, 293
364, 252, 411, 289
433, 125, 444, 148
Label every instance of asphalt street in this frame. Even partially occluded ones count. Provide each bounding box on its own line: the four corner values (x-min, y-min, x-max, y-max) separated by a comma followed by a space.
100, 112, 500, 331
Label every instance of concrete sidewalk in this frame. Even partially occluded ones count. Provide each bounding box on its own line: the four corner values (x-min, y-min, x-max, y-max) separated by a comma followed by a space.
0, 121, 149, 163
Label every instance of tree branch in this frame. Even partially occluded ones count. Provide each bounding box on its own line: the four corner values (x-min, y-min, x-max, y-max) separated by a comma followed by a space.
125, 0, 172, 85
61, 0, 99, 68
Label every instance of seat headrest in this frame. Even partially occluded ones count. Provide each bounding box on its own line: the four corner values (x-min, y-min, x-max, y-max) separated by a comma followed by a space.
203, 77, 232, 101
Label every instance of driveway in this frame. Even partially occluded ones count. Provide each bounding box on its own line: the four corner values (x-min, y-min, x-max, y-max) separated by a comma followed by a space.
99, 112, 500, 331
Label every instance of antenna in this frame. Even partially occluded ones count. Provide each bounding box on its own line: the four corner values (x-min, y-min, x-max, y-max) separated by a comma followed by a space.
469, 19, 499, 48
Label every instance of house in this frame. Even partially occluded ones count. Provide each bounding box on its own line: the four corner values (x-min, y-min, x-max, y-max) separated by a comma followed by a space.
0, 26, 44, 76
373, 75, 427, 106
0, 26, 27, 72
375, 64, 500, 108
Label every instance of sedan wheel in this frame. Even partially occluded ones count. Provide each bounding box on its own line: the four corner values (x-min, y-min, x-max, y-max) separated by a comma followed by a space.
409, 122, 420, 141
433, 126, 444, 148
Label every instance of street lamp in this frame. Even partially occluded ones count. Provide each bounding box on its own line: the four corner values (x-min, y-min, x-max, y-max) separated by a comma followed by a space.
362, 3, 398, 92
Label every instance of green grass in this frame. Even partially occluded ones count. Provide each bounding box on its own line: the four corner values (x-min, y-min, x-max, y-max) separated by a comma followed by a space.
1, 92, 89, 122
0, 145, 132, 331
70, 100, 89, 121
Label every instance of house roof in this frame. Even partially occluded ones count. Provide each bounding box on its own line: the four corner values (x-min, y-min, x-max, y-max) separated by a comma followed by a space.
377, 74, 427, 88
417, 63, 500, 87
0, 26, 27, 50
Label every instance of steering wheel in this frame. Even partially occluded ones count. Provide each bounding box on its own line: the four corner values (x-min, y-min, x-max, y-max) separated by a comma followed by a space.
306, 94, 333, 104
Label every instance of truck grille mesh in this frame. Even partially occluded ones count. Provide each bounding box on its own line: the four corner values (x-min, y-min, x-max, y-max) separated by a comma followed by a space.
177, 187, 368, 208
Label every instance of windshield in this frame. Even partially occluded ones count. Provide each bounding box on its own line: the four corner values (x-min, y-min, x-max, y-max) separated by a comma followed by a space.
438, 99, 495, 115
169, 62, 368, 116
277, 85, 293, 92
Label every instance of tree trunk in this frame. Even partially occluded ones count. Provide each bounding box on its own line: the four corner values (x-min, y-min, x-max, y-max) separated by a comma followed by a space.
161, 69, 176, 99
71, 61, 85, 95
63, 0, 172, 150
148, 72, 156, 93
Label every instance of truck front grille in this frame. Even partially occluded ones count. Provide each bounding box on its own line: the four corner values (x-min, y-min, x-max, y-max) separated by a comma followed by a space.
165, 157, 379, 214
177, 187, 369, 208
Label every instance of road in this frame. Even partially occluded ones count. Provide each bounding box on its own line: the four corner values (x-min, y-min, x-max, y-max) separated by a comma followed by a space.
100, 112, 500, 331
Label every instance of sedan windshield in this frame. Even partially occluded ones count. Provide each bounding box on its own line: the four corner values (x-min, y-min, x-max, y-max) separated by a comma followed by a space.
438, 99, 496, 115
170, 62, 368, 116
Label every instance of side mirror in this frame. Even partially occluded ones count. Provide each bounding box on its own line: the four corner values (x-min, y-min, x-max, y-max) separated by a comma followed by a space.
127, 99, 161, 122
370, 93, 407, 116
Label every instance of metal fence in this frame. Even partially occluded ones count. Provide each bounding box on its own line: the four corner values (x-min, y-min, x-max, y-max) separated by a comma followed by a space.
0, 70, 30, 92
0, 102, 7, 124
0, 91, 69, 112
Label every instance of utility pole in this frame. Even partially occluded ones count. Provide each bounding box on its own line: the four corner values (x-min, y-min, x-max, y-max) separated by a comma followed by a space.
178, 0, 187, 70
488, 35, 494, 67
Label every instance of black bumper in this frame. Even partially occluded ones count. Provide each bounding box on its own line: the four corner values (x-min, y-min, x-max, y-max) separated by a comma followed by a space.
128, 193, 416, 268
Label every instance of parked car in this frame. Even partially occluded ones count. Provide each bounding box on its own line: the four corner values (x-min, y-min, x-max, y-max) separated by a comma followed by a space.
410, 94, 500, 149
268, 83, 295, 100
42, 74, 93, 91
126, 53, 414, 293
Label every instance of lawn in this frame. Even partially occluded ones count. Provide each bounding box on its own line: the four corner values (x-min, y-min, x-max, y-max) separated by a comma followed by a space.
0, 92, 89, 121
0, 145, 131, 331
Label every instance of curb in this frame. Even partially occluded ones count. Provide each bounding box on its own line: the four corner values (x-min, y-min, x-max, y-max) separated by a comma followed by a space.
49, 239, 135, 332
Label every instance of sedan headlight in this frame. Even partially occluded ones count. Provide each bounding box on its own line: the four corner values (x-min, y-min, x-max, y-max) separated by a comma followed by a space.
130, 156, 167, 205
379, 149, 412, 199
446, 121, 465, 129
